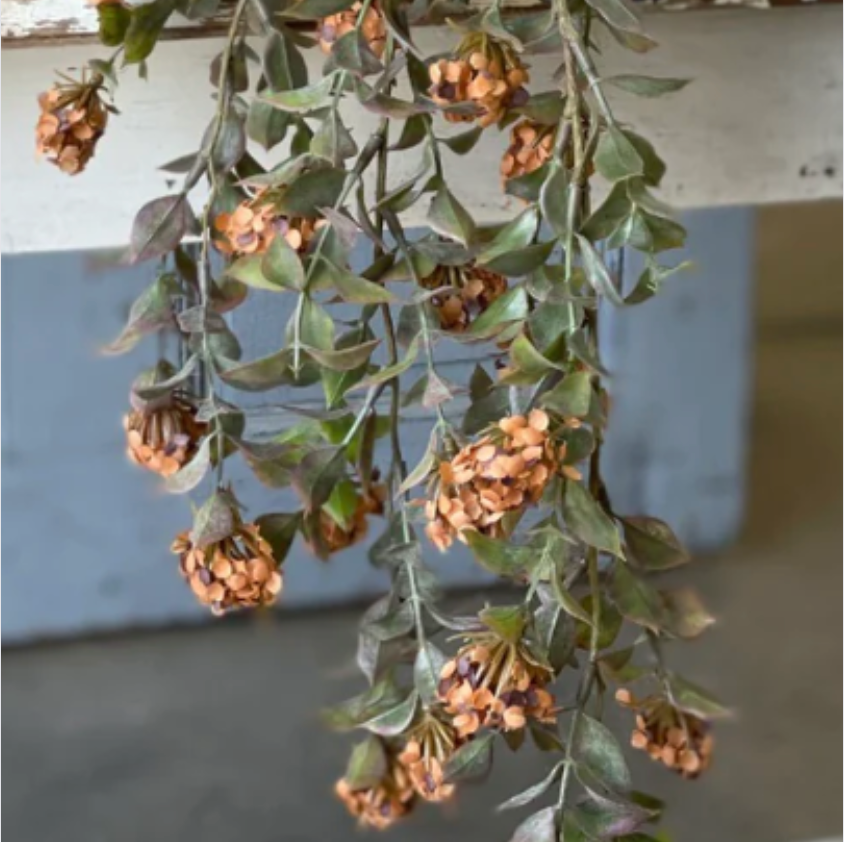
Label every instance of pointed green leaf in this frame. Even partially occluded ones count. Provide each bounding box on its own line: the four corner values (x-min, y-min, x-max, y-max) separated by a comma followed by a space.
509, 806, 556, 842
610, 560, 666, 632
576, 235, 625, 306
414, 641, 447, 706
498, 763, 564, 811
303, 339, 379, 371
606, 74, 690, 98
594, 126, 644, 183
573, 714, 632, 792
479, 605, 527, 643
190, 490, 235, 547
620, 516, 690, 570
428, 186, 476, 246
476, 206, 539, 265
541, 371, 593, 418
667, 675, 732, 721
563, 481, 623, 556
363, 692, 419, 736
444, 731, 495, 782
344, 736, 388, 790
163, 436, 211, 494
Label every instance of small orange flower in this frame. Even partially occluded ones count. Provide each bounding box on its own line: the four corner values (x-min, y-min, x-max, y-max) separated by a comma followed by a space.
422, 263, 507, 333
171, 520, 282, 616
616, 688, 714, 779
438, 635, 557, 738
424, 410, 558, 551
318, 1, 386, 58
213, 189, 323, 258
428, 36, 529, 128
335, 751, 416, 830
36, 70, 111, 175
124, 395, 206, 478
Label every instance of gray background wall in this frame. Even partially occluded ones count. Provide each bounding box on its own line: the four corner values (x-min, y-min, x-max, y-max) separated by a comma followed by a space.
1, 208, 753, 642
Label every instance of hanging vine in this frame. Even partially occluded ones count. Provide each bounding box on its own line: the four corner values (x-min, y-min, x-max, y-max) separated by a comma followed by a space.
37, 0, 728, 835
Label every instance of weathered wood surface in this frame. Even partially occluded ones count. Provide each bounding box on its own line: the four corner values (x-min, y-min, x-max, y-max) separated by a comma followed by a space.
1, 6, 840, 254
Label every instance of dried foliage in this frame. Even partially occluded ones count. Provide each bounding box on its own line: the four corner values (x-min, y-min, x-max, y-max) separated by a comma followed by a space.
43, 0, 727, 835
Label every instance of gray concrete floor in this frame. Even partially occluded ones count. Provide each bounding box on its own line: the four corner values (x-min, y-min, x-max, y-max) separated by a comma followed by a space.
4, 203, 842, 842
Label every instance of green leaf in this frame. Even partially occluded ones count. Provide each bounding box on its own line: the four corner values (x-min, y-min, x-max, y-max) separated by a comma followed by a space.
483, 241, 557, 278
465, 532, 538, 577
344, 736, 387, 790
479, 605, 527, 643
304, 339, 379, 371
667, 675, 732, 721
216, 349, 291, 391
576, 235, 625, 306
261, 73, 338, 111
263, 30, 308, 92
123, 0, 176, 63
540, 166, 570, 239
321, 673, 403, 730
310, 113, 359, 165
206, 105, 245, 173
275, 168, 347, 217
584, 0, 641, 35
594, 126, 644, 183
226, 254, 281, 292
428, 186, 476, 246
414, 642, 447, 706
444, 731, 495, 782
551, 574, 594, 626
102, 272, 179, 355
363, 692, 419, 736
533, 603, 576, 673
563, 481, 623, 557
573, 714, 632, 792
575, 592, 623, 650
582, 182, 632, 241
507, 334, 559, 381
366, 601, 415, 641
262, 236, 306, 291
354, 80, 430, 118
246, 100, 290, 152
163, 437, 211, 494
440, 125, 484, 155
625, 261, 690, 305
509, 806, 556, 842
331, 29, 383, 76
128, 195, 191, 263
469, 286, 529, 339
568, 329, 608, 375
610, 561, 666, 632
96, 4, 131, 46
190, 490, 235, 547
352, 337, 419, 390
292, 446, 347, 511
606, 74, 691, 98
626, 131, 666, 187
541, 371, 593, 418
329, 264, 395, 304
476, 206, 539, 265
514, 91, 565, 126
253, 512, 300, 562
132, 356, 198, 403
390, 114, 430, 151
498, 763, 564, 811
299, 297, 335, 350
573, 790, 654, 839
661, 588, 715, 640
620, 516, 690, 570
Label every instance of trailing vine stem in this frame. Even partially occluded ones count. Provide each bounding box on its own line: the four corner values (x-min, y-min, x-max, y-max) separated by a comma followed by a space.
195, 0, 251, 485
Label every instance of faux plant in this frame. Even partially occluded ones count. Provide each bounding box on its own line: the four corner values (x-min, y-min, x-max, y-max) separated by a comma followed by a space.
37, 0, 729, 836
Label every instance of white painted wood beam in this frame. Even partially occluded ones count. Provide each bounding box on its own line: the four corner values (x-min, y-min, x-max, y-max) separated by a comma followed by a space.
1, 6, 841, 254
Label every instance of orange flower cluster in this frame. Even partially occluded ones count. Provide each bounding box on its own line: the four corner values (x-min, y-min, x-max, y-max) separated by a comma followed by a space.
311, 486, 386, 556
425, 410, 559, 552
213, 191, 322, 257
438, 639, 557, 738
397, 715, 461, 803
616, 689, 714, 779
422, 264, 507, 332
428, 43, 529, 128
124, 396, 206, 478
501, 119, 555, 184
36, 72, 110, 175
335, 758, 415, 830
318, 1, 386, 58
172, 521, 282, 616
